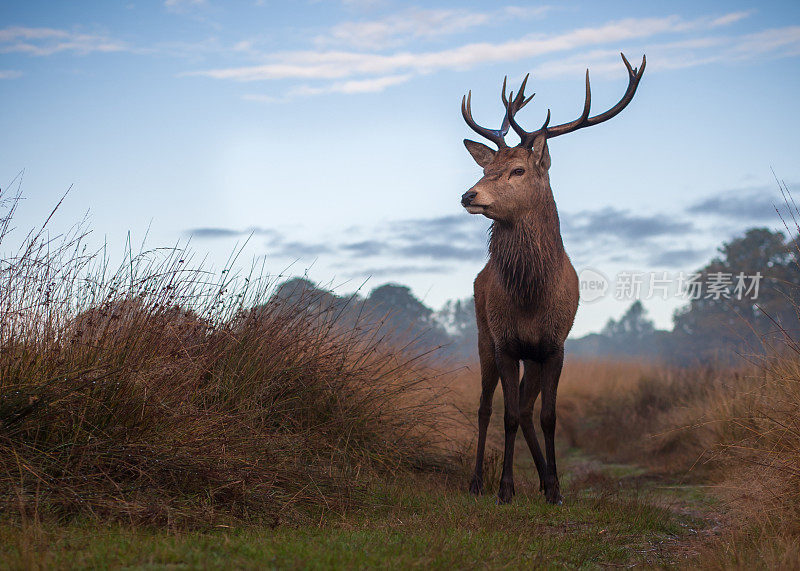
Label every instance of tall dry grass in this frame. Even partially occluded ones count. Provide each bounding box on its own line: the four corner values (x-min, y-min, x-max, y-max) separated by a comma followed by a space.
0, 190, 455, 528
556, 355, 800, 564
451, 347, 799, 563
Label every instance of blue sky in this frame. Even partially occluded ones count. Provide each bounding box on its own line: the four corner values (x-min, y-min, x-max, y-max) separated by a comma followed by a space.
1, 0, 799, 335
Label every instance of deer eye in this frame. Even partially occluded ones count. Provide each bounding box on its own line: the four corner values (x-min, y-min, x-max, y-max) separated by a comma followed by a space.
511, 168, 525, 177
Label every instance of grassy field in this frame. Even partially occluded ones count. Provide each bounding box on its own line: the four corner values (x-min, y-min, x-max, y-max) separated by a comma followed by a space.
2, 344, 798, 569
1, 197, 799, 569
2, 447, 716, 569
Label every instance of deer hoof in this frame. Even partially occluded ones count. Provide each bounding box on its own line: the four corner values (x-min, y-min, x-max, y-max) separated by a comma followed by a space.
469, 476, 484, 496
497, 481, 515, 504
545, 488, 563, 505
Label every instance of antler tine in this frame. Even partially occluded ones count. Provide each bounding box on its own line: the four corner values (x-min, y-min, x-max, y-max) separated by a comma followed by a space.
506, 90, 527, 142
462, 90, 508, 149
507, 88, 546, 147
540, 52, 646, 141
540, 109, 551, 131
501, 74, 534, 110
501, 74, 535, 136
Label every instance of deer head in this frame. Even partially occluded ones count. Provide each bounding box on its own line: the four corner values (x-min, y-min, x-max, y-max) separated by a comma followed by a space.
460, 53, 646, 223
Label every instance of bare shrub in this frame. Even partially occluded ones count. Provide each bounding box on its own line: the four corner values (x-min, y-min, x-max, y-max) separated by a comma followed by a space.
0, 191, 455, 528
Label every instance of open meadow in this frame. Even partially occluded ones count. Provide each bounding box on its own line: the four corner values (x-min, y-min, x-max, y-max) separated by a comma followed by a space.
0, 196, 798, 568
3, 4, 800, 568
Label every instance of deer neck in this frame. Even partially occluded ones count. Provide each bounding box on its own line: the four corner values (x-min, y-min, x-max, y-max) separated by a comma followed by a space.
488, 197, 565, 306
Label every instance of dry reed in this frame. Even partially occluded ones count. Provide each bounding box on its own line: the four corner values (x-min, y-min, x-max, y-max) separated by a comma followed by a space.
0, 189, 455, 528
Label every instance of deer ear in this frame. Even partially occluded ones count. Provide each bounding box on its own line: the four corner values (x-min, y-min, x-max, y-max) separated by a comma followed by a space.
464, 139, 496, 167
531, 134, 551, 171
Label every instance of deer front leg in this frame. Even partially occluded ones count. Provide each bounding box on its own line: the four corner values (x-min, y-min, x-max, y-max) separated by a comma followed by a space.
470, 332, 499, 496
496, 351, 520, 504
520, 360, 547, 494
540, 347, 564, 505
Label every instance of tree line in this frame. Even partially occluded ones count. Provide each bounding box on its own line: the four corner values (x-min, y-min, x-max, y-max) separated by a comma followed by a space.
270, 227, 800, 366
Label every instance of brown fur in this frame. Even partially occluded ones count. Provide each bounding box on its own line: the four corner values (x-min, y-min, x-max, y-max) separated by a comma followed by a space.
463, 140, 578, 504
461, 59, 644, 504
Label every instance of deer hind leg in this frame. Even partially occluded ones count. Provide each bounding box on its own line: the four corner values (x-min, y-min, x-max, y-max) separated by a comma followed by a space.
520, 360, 547, 494
469, 328, 499, 496
540, 346, 565, 505
496, 350, 520, 504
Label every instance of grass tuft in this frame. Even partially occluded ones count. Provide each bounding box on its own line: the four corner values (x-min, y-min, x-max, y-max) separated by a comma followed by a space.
0, 192, 456, 528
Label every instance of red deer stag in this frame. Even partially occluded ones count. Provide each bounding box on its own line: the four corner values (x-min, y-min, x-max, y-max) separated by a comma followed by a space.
460, 53, 646, 504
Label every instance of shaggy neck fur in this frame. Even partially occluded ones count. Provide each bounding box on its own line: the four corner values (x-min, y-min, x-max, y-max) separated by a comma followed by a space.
488, 198, 564, 307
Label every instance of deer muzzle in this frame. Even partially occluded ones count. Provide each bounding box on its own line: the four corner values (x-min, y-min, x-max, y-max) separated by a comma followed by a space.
461, 190, 478, 207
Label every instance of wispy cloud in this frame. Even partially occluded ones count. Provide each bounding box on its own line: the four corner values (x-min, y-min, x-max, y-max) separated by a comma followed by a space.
340, 240, 386, 256
180, 11, 797, 100
0, 70, 22, 79
339, 0, 388, 11
398, 243, 485, 261
563, 207, 694, 241
649, 247, 710, 267
186, 226, 279, 239
164, 0, 207, 14
0, 26, 127, 56
183, 214, 490, 265
344, 264, 451, 278
186, 16, 690, 82
708, 11, 753, 28
184, 185, 778, 277
728, 26, 800, 58
289, 73, 412, 96
272, 241, 334, 257
242, 93, 283, 103
315, 6, 552, 50
687, 183, 794, 221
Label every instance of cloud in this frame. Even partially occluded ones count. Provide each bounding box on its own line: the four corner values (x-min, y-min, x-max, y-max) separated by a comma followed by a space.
186, 226, 279, 239
164, 0, 207, 13
315, 6, 552, 50
341, 240, 386, 256
649, 247, 709, 267
182, 213, 490, 266
186, 16, 690, 82
182, 181, 784, 277
242, 93, 283, 104
389, 214, 489, 243
709, 11, 753, 28
564, 207, 694, 242
180, 11, 800, 101
0, 70, 22, 79
0, 26, 127, 56
688, 184, 794, 221
398, 243, 486, 261
271, 241, 334, 257
289, 73, 412, 96
339, 0, 387, 10
729, 26, 800, 58
345, 264, 452, 278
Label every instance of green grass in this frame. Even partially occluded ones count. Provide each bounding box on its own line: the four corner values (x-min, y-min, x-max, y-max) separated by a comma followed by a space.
1, 454, 710, 570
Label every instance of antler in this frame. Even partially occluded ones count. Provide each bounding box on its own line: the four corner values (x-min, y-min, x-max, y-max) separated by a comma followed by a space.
462, 74, 534, 148
507, 53, 646, 148
500, 74, 535, 138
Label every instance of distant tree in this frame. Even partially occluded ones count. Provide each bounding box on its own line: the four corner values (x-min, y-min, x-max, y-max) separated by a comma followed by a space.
436, 297, 478, 361
437, 298, 476, 336
368, 284, 432, 323
670, 228, 800, 364
365, 284, 449, 350
601, 300, 655, 338
567, 300, 664, 361
269, 277, 342, 314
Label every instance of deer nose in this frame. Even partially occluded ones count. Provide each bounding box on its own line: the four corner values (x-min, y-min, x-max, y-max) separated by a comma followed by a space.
461, 190, 477, 206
